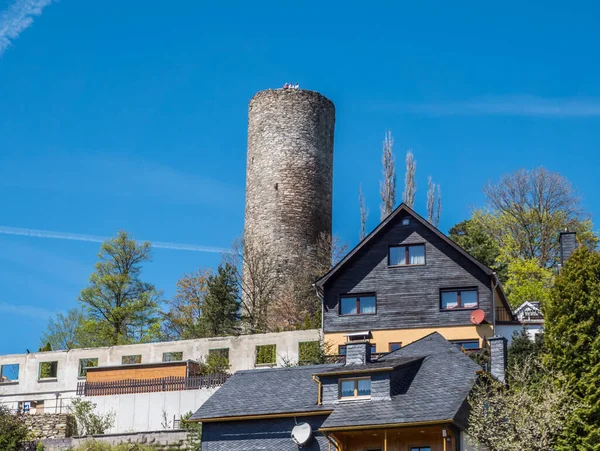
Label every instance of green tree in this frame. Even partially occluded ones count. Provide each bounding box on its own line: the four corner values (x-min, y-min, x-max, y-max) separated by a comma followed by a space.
0, 405, 28, 451
481, 167, 598, 268
202, 263, 240, 337
162, 269, 211, 340
467, 358, 578, 451
504, 257, 554, 307
448, 218, 507, 283
507, 328, 544, 370
544, 246, 600, 449
79, 231, 162, 346
41, 308, 85, 350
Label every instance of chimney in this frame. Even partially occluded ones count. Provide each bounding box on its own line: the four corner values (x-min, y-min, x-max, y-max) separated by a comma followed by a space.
488, 336, 507, 384
345, 341, 371, 365
560, 232, 577, 265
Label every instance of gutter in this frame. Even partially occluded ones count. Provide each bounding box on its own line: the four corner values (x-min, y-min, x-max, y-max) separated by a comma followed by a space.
491, 273, 498, 332
312, 375, 323, 405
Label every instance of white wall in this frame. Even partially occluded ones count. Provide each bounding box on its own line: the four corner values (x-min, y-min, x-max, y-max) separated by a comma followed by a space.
495, 324, 543, 345
0, 329, 320, 409
92, 389, 219, 433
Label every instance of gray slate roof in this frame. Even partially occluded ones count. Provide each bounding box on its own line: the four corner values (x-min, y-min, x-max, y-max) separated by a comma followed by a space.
190, 364, 339, 421
312, 356, 421, 376
191, 332, 481, 429
321, 333, 481, 429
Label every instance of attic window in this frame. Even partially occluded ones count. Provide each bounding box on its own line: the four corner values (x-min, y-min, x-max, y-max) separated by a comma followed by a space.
339, 377, 371, 399
388, 244, 425, 266
402, 218, 410, 225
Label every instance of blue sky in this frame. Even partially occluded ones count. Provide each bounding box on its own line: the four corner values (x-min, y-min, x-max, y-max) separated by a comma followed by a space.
0, 0, 599, 355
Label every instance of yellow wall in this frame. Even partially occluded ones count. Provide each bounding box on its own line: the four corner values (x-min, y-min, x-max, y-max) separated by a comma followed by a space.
325, 324, 493, 353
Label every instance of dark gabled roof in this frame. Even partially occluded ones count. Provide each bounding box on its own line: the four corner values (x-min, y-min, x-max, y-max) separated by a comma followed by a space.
316, 203, 491, 286
320, 333, 482, 430
314, 202, 511, 312
189, 364, 340, 422
191, 332, 481, 429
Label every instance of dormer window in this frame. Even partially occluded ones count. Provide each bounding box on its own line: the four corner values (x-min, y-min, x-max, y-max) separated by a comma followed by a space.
388, 244, 425, 266
339, 377, 371, 400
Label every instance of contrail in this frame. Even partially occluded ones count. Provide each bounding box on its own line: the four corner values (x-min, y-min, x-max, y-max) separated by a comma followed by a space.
0, 226, 228, 253
0, 0, 55, 56
0, 301, 55, 319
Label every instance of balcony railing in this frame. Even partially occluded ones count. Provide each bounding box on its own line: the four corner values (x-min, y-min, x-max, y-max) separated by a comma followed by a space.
76, 373, 230, 397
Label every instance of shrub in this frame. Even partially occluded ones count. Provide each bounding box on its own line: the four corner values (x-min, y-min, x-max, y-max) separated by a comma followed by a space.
71, 441, 158, 450
0, 404, 29, 451
69, 398, 115, 436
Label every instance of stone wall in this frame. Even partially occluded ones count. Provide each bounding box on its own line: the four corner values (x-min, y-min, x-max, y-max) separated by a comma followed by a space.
23, 413, 75, 439
37, 430, 190, 451
244, 88, 335, 279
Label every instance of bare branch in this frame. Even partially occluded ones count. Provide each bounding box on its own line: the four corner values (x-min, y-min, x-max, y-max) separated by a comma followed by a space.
380, 131, 396, 220
358, 183, 368, 240
403, 150, 416, 208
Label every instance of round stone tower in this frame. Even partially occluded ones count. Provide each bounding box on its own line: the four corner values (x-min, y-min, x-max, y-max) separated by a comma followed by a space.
244, 88, 335, 277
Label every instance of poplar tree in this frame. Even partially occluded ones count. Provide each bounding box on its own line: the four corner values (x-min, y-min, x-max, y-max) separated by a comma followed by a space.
544, 246, 600, 449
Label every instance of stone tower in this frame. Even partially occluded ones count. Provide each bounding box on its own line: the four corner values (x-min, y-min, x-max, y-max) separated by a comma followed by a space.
244, 88, 335, 278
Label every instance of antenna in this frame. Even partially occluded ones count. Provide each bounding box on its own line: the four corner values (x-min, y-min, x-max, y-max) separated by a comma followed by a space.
470, 309, 485, 325
291, 422, 312, 446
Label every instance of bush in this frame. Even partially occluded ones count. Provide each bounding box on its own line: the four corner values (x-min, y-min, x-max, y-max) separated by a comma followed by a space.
180, 411, 202, 451
69, 398, 115, 436
0, 404, 29, 451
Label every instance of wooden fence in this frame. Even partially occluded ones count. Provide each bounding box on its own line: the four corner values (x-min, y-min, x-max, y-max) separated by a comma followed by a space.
76, 373, 230, 396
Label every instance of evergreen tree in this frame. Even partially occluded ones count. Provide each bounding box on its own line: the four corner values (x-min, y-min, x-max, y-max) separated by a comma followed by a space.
544, 246, 600, 449
507, 328, 544, 370
202, 263, 240, 337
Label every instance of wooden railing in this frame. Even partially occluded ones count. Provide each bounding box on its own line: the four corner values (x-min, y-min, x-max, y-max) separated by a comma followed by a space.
76, 373, 230, 397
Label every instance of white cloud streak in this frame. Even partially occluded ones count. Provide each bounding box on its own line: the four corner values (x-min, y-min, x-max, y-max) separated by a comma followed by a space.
0, 226, 228, 253
0, 0, 55, 56
0, 301, 55, 319
384, 96, 600, 118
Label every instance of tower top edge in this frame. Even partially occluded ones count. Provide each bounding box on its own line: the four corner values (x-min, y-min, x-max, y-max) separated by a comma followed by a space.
249, 88, 335, 109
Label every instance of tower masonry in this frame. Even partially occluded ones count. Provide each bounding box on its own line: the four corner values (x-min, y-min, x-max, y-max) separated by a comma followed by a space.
244, 88, 335, 276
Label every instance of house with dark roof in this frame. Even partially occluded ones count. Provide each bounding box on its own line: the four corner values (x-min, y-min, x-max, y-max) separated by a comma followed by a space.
192, 332, 507, 450
315, 203, 513, 356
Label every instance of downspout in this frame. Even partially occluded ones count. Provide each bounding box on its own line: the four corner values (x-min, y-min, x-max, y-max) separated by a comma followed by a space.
491, 273, 498, 333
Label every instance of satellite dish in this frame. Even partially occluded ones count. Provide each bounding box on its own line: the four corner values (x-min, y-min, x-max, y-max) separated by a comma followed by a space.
291, 422, 312, 446
470, 309, 485, 325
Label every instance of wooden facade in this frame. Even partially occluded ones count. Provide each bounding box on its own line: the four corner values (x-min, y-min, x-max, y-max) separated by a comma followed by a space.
319, 206, 512, 351
86, 360, 200, 383
325, 425, 456, 451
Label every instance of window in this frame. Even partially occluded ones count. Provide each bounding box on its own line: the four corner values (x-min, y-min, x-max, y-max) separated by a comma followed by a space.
255, 344, 276, 366
440, 288, 478, 310
163, 352, 183, 362
339, 294, 376, 315
388, 244, 425, 266
78, 358, 98, 377
122, 355, 142, 365
339, 377, 371, 399
208, 348, 229, 365
38, 361, 58, 380
402, 218, 410, 225
389, 342, 402, 352
298, 341, 321, 365
370, 344, 377, 354
338, 345, 346, 356
0, 364, 19, 382
452, 340, 480, 351
411, 448, 431, 451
